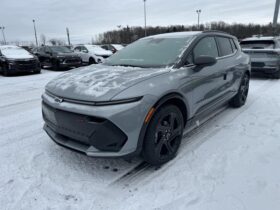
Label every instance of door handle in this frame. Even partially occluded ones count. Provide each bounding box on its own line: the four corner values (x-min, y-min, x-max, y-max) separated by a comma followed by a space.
223, 73, 227, 80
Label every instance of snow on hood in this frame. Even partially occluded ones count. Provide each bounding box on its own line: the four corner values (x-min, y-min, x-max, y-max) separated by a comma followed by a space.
46, 64, 170, 102
0, 46, 34, 59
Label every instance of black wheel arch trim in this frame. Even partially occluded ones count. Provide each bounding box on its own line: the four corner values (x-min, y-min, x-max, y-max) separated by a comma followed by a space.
128, 92, 190, 158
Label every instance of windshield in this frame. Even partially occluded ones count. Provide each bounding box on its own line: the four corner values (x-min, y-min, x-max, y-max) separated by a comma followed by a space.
104, 36, 195, 68
112, 44, 124, 50
1, 47, 31, 57
240, 40, 275, 49
50, 46, 72, 53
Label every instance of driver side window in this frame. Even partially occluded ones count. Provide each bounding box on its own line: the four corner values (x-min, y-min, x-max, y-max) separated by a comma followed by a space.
193, 37, 219, 59
74, 46, 81, 52
185, 36, 219, 65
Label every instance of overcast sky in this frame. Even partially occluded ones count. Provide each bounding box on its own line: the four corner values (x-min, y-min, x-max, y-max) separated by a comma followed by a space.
0, 0, 276, 44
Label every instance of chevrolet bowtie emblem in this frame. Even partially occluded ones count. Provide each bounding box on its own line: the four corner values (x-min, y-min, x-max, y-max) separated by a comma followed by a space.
54, 97, 64, 103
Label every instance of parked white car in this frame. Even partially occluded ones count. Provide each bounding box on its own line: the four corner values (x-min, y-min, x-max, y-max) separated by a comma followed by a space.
73, 45, 113, 64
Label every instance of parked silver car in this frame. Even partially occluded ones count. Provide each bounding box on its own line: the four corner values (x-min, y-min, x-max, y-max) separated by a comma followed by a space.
42, 31, 250, 165
240, 36, 280, 79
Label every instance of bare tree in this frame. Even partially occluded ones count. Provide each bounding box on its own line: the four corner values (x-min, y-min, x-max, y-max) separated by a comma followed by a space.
48, 38, 66, 46
97, 22, 277, 44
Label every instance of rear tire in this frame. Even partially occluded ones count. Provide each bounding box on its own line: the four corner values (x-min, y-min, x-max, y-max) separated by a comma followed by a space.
142, 105, 184, 166
230, 73, 250, 108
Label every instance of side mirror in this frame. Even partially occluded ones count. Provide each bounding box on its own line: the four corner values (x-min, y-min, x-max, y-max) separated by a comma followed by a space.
194, 55, 217, 66
82, 49, 88, 53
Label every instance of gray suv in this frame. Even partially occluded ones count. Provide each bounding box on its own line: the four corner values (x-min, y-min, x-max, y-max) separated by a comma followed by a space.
240, 36, 280, 79
42, 31, 250, 165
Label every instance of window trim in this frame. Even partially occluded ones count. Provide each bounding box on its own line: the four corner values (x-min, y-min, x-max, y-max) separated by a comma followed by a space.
215, 36, 238, 60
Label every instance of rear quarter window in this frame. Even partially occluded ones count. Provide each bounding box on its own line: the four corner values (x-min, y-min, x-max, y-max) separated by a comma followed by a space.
216, 37, 233, 57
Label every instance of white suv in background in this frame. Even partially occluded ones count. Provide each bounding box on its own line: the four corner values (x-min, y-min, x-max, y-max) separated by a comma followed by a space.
73, 45, 113, 64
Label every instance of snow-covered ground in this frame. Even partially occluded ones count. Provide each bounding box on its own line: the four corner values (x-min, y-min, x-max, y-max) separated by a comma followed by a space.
0, 70, 280, 210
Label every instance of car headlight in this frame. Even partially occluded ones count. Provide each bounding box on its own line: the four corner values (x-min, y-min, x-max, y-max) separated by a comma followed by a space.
94, 96, 143, 106
57, 56, 65, 62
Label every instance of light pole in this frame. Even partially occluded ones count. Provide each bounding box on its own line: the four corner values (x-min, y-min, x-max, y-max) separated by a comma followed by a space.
273, 0, 280, 35
143, 0, 147, 36
32, 19, 38, 46
66, 27, 71, 46
196, 9, 202, 30
0, 26, 6, 44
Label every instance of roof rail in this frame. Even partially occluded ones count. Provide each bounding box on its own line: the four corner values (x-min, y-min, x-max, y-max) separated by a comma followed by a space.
202, 30, 230, 35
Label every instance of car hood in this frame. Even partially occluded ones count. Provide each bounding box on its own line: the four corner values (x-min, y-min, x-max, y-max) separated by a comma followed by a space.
45, 64, 170, 102
90, 49, 112, 56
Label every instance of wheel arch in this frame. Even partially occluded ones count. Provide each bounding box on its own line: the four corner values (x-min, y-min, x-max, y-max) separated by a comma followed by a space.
152, 92, 189, 126
129, 92, 190, 158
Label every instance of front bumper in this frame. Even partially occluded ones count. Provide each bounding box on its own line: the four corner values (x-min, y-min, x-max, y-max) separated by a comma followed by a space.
59, 61, 82, 68
42, 93, 157, 157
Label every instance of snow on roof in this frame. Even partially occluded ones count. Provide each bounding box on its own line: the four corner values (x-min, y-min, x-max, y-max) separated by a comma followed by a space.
143, 31, 202, 39
241, 36, 277, 42
0, 45, 21, 50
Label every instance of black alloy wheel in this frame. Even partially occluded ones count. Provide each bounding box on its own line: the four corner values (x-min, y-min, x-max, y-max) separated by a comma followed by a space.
230, 73, 250, 107
142, 105, 184, 165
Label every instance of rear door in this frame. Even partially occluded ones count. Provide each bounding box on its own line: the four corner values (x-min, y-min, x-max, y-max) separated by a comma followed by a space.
215, 36, 239, 95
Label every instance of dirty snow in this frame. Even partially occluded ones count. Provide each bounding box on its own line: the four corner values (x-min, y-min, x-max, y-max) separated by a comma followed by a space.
0, 70, 280, 210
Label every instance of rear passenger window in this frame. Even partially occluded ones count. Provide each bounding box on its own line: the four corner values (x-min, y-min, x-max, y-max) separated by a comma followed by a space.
216, 37, 233, 57
193, 37, 219, 59
230, 39, 238, 52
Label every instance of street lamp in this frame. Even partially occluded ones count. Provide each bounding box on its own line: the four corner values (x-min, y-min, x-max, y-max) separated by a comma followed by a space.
66, 27, 71, 46
32, 19, 38, 46
0, 26, 6, 44
196, 9, 202, 30
143, 0, 147, 36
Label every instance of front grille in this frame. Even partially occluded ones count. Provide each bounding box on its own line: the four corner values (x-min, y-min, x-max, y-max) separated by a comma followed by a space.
42, 102, 127, 152
252, 62, 265, 68
15, 59, 36, 65
65, 58, 81, 64
101, 55, 110, 59
14, 59, 37, 70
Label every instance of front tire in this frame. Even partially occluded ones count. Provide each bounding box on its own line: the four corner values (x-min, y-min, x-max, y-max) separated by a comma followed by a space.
272, 70, 280, 79
89, 57, 96, 65
2, 65, 10, 76
230, 73, 250, 108
142, 105, 184, 166
52, 60, 60, 71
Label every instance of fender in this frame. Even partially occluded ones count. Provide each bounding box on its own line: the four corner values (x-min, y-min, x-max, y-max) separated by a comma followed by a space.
126, 92, 190, 158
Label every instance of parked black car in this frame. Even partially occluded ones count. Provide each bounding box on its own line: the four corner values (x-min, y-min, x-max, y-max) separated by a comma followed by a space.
35, 46, 82, 70
240, 36, 280, 79
0, 45, 41, 76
